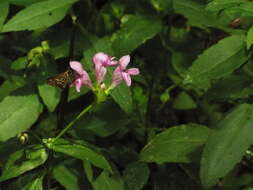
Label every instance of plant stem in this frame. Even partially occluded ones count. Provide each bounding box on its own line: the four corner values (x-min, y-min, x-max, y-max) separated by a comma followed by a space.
55, 102, 95, 140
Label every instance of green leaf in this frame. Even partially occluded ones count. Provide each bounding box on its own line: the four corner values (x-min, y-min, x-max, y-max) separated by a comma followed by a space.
2, 0, 78, 32
149, 0, 172, 12
73, 101, 129, 137
22, 175, 44, 190
0, 0, 9, 32
123, 162, 150, 190
11, 57, 27, 70
206, 0, 245, 12
92, 171, 124, 190
9, 0, 47, 6
184, 35, 248, 91
173, 91, 197, 110
0, 79, 25, 102
111, 14, 162, 57
38, 84, 60, 112
247, 26, 253, 49
37, 56, 60, 112
205, 75, 253, 101
228, 2, 253, 17
53, 165, 80, 190
173, 0, 243, 34
139, 124, 211, 163
0, 145, 48, 182
48, 138, 112, 172
83, 161, 93, 182
110, 84, 133, 113
0, 86, 43, 141
173, 0, 222, 28
200, 104, 253, 188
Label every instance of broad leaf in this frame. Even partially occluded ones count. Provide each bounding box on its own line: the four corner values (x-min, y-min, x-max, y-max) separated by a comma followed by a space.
139, 124, 211, 163
173, 0, 222, 28
22, 175, 44, 190
0, 79, 25, 102
205, 75, 253, 101
247, 26, 253, 49
149, 0, 172, 12
228, 2, 253, 17
92, 171, 124, 190
0, 0, 9, 31
110, 84, 133, 113
111, 14, 162, 57
173, 0, 243, 34
183, 35, 248, 91
37, 56, 60, 112
2, 0, 78, 32
48, 138, 112, 172
53, 165, 80, 190
173, 91, 197, 110
206, 0, 245, 12
200, 104, 253, 188
0, 145, 48, 182
38, 84, 60, 112
72, 101, 129, 137
0, 86, 43, 141
123, 162, 150, 190
9, 0, 47, 6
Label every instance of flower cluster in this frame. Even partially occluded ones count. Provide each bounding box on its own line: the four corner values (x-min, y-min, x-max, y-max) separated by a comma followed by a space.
69, 52, 140, 94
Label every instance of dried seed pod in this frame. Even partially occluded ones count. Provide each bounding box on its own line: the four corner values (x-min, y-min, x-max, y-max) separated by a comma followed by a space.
229, 18, 242, 28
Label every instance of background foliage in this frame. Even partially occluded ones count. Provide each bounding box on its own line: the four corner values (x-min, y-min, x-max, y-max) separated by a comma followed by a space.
1, 0, 253, 189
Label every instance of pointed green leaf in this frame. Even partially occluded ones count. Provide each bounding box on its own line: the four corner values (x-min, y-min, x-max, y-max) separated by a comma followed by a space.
184, 35, 248, 91
92, 171, 124, 190
200, 104, 253, 188
49, 138, 112, 172
38, 84, 60, 112
36, 56, 60, 112
111, 15, 162, 57
22, 175, 44, 190
206, 0, 245, 12
247, 26, 253, 50
2, 0, 78, 32
150, 0, 172, 12
0, 0, 9, 32
110, 84, 133, 113
53, 165, 80, 190
140, 124, 211, 163
0, 86, 43, 141
9, 0, 47, 6
0, 145, 48, 182
123, 162, 150, 190
173, 91, 197, 110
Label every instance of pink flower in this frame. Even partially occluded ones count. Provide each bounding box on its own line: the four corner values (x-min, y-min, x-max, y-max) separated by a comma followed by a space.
70, 61, 93, 92
111, 55, 140, 88
93, 52, 117, 84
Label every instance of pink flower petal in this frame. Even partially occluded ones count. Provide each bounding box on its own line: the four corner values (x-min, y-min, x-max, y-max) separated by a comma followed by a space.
70, 61, 84, 76
119, 55, 130, 69
93, 52, 110, 66
97, 66, 107, 84
122, 72, 131, 86
107, 59, 118, 66
81, 70, 93, 88
75, 78, 82, 92
111, 66, 123, 87
127, 68, 140, 75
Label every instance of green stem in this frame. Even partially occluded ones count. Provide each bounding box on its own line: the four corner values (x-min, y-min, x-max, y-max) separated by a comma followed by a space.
55, 102, 96, 140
